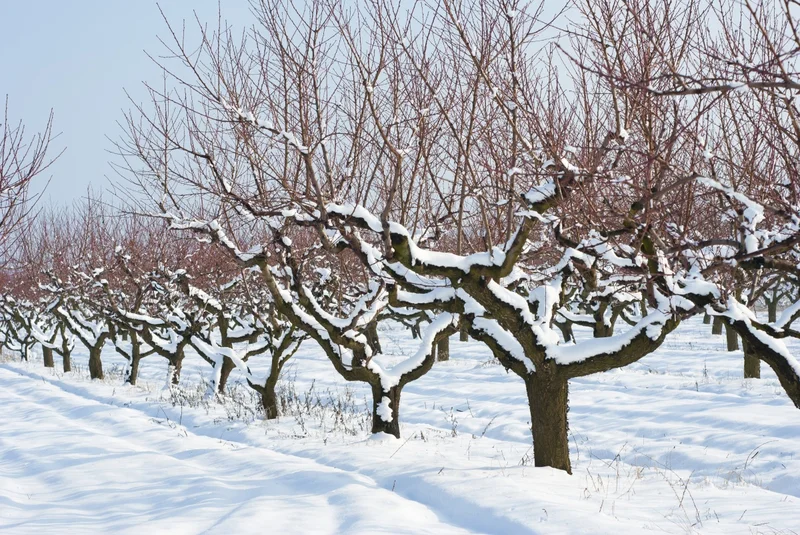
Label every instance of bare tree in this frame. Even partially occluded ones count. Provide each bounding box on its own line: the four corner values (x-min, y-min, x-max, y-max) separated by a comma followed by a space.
0, 97, 57, 263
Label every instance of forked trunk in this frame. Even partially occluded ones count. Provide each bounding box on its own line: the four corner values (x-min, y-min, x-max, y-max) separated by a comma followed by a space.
42, 346, 54, 368
712, 316, 723, 335
525, 371, 571, 474
436, 336, 450, 362
743, 339, 761, 379
88, 346, 104, 380
370, 383, 401, 438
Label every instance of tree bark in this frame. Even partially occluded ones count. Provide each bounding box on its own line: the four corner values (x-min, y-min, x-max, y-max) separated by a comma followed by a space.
712, 316, 723, 335
459, 321, 469, 342
88, 346, 104, 380
593, 322, 614, 338
42, 346, 54, 368
217, 357, 235, 393
130, 333, 142, 385
126, 353, 141, 385
261, 374, 280, 420
170, 348, 184, 385
743, 339, 761, 379
725, 322, 739, 351
370, 383, 401, 437
366, 320, 382, 354
410, 322, 421, 339
702, 313, 711, 325
61, 333, 72, 372
526, 371, 571, 474
555, 320, 575, 343
768, 299, 778, 323
436, 336, 450, 362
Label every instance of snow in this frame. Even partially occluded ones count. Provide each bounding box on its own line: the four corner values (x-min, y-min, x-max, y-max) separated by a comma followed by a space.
1, 316, 799, 534
471, 317, 534, 372
188, 285, 222, 311
523, 182, 556, 204
695, 177, 766, 254
549, 311, 668, 365
0, 366, 462, 535
376, 396, 393, 422
775, 299, 800, 329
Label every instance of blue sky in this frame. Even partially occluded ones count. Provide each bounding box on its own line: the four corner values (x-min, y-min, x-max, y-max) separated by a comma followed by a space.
0, 1, 253, 206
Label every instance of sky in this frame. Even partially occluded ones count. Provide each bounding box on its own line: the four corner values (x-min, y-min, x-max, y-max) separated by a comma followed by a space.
0, 1, 254, 207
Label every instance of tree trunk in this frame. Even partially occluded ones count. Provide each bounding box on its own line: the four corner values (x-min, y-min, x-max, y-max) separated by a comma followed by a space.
261, 374, 279, 420
126, 353, 141, 386
88, 346, 104, 380
725, 322, 739, 351
436, 336, 450, 362
459, 321, 469, 342
170, 349, 184, 385
61, 334, 72, 372
732, 322, 800, 408
410, 324, 420, 339
702, 313, 711, 325
370, 383, 401, 437
712, 316, 723, 335
768, 299, 778, 323
126, 333, 142, 386
525, 372, 571, 474
593, 322, 614, 338
555, 320, 575, 343
42, 346, 54, 368
743, 339, 761, 379
217, 357, 235, 393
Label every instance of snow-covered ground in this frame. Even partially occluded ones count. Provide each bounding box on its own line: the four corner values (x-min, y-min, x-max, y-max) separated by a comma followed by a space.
1, 317, 798, 534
